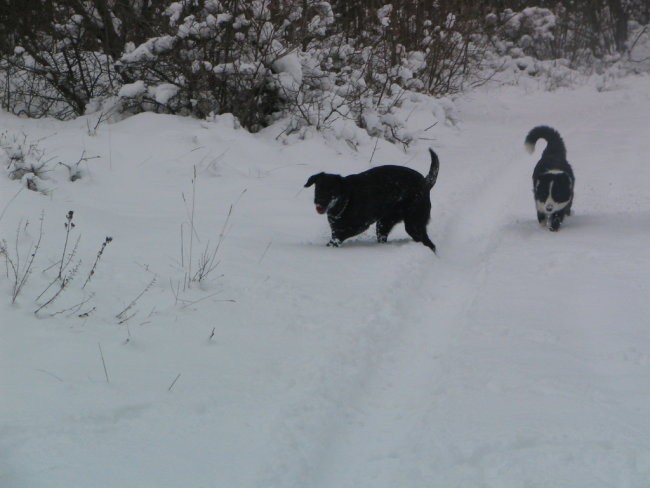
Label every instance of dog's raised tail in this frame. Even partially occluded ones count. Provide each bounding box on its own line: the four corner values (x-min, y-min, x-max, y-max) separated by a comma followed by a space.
425, 148, 440, 189
525, 125, 567, 160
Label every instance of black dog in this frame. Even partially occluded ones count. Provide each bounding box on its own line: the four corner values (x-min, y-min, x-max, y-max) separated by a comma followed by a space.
304, 149, 439, 252
525, 126, 575, 231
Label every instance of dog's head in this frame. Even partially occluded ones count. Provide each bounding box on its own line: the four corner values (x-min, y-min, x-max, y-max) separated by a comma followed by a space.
304, 172, 346, 215
534, 170, 573, 214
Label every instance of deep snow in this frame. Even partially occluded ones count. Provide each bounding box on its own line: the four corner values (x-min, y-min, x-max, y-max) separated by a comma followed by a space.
2, 75, 650, 488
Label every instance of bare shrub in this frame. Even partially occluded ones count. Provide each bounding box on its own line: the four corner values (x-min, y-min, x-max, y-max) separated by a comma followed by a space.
0, 215, 43, 304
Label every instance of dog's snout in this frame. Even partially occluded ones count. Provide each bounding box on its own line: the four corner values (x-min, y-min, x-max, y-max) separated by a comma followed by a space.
545, 204, 553, 212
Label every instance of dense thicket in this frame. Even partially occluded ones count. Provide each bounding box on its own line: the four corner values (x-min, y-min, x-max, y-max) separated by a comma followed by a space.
0, 0, 645, 133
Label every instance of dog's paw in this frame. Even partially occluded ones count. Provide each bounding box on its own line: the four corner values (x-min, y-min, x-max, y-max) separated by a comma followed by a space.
327, 238, 341, 247
548, 215, 562, 231
548, 222, 560, 231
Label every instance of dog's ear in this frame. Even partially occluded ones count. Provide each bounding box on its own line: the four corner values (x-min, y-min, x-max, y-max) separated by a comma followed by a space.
304, 172, 323, 188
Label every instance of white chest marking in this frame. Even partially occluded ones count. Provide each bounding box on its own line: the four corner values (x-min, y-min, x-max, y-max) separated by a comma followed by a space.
536, 181, 570, 214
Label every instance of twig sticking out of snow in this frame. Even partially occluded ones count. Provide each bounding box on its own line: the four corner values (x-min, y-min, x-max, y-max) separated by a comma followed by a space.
35, 260, 81, 315
98, 342, 110, 384
58, 211, 75, 280
168, 373, 181, 392
115, 276, 157, 322
82, 236, 113, 289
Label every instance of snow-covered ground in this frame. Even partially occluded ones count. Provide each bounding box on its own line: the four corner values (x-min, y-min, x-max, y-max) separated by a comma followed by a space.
2, 74, 650, 488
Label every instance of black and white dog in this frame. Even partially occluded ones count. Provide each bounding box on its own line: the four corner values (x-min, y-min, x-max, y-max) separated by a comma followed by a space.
525, 126, 575, 231
305, 149, 440, 253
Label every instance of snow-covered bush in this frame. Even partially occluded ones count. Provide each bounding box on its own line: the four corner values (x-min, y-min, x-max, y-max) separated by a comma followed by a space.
624, 22, 650, 73
0, 0, 120, 120
1, 0, 647, 141
115, 0, 317, 130
0, 132, 51, 192
1, 132, 96, 192
0, 54, 73, 120
487, 3, 644, 71
498, 7, 558, 60
480, 5, 650, 91
0, 0, 487, 140
272, 2, 484, 144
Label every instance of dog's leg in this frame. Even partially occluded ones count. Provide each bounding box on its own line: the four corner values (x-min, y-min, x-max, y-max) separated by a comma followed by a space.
327, 228, 356, 247
420, 235, 437, 253
404, 220, 436, 254
548, 212, 564, 231
328, 222, 370, 247
537, 211, 547, 225
376, 216, 400, 243
565, 199, 573, 217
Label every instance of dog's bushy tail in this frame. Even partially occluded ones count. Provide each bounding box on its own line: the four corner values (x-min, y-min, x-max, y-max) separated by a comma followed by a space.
425, 149, 440, 189
525, 126, 567, 160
